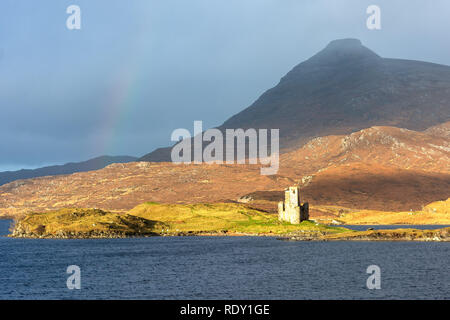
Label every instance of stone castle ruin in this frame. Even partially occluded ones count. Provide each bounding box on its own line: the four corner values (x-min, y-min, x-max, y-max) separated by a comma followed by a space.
278, 186, 309, 224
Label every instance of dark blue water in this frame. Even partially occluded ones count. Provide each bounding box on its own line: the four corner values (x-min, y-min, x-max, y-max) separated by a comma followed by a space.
0, 220, 449, 299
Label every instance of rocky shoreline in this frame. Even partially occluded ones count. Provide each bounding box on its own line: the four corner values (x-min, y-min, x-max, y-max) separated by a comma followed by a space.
9, 228, 279, 239
279, 227, 450, 242
10, 229, 158, 239
10, 226, 450, 241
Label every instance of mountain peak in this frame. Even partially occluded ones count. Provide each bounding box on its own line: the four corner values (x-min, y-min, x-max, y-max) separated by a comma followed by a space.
306, 38, 381, 66
141, 39, 450, 162
325, 38, 362, 49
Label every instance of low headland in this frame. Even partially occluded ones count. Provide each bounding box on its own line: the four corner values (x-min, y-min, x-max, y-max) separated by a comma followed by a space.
8, 202, 450, 241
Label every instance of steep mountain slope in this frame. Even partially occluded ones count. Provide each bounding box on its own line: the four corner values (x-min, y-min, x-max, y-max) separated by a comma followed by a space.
141, 38, 450, 161
1, 124, 448, 218
0, 155, 137, 187
221, 38, 450, 148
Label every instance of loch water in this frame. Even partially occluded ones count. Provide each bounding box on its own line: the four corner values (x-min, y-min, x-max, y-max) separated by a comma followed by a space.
0, 220, 448, 299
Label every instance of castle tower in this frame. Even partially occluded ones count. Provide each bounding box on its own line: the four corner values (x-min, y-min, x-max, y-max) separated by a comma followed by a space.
278, 186, 309, 224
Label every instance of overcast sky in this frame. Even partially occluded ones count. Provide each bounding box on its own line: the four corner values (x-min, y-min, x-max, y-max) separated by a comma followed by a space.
1, 0, 450, 171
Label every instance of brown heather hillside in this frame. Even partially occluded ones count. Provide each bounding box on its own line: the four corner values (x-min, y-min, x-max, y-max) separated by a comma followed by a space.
279, 122, 450, 175
250, 122, 450, 212
301, 163, 450, 211
0, 162, 294, 218
0, 123, 449, 219
424, 121, 450, 139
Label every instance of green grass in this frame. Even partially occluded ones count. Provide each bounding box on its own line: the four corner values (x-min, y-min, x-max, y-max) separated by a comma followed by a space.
14, 203, 449, 241
11, 202, 350, 238
128, 202, 349, 235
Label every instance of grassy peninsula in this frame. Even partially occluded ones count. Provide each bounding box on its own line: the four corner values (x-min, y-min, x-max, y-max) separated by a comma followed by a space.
9, 202, 450, 241
10, 202, 347, 238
